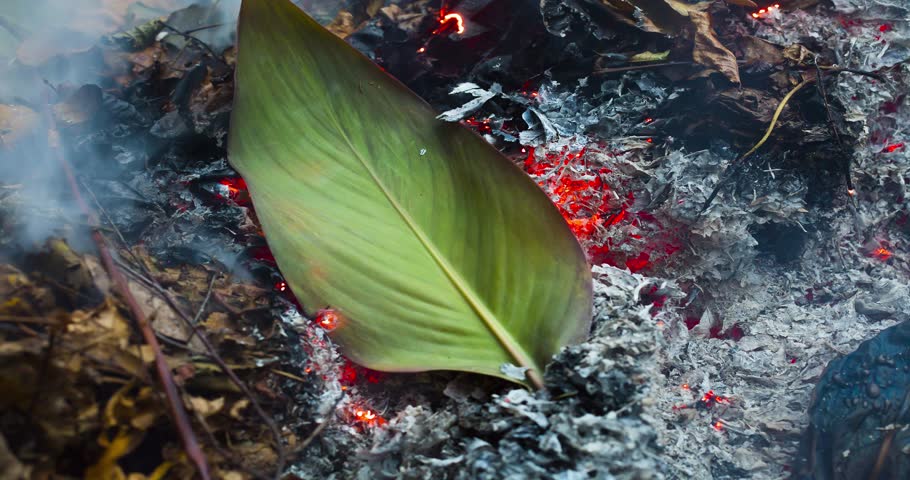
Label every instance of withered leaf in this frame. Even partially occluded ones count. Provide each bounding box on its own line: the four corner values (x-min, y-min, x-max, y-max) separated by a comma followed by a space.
598, 1, 740, 83
783, 44, 814, 65
0, 104, 39, 150
326, 10, 359, 39
0, 264, 54, 316
54, 84, 104, 128
689, 8, 740, 83
739, 36, 784, 66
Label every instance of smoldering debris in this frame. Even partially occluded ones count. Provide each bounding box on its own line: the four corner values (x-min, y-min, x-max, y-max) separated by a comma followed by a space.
2, 0, 910, 478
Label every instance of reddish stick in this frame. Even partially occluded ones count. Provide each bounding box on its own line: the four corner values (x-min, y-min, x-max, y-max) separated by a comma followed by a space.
44, 96, 212, 480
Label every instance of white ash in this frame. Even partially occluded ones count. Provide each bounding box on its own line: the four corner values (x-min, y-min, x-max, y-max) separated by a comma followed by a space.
288, 3, 910, 478
648, 4, 910, 479
341, 265, 675, 480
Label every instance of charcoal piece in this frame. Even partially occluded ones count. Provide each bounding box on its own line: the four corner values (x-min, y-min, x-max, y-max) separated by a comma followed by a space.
795, 321, 910, 480
539, 0, 618, 41
150, 111, 190, 139
750, 222, 807, 263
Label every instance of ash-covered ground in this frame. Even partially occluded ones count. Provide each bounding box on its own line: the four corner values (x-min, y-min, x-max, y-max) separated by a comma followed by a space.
2, 0, 909, 479
292, 1, 910, 479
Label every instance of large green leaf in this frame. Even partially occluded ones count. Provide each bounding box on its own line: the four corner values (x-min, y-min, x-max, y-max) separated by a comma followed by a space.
229, 0, 592, 388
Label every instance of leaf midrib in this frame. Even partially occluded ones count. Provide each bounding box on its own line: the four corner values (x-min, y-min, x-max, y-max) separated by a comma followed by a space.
328, 112, 544, 388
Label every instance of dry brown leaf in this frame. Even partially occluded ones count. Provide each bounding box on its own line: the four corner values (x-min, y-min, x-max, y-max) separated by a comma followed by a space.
598, 1, 740, 82
689, 8, 740, 83
712, 87, 778, 126
0, 104, 39, 150
127, 276, 193, 344
365, 0, 385, 18
379, 4, 434, 32
739, 36, 784, 66
230, 442, 278, 473
326, 11, 359, 39
783, 44, 814, 65
54, 84, 104, 128
29, 238, 101, 305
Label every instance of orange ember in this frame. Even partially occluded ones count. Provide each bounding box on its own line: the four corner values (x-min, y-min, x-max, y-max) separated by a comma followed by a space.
872, 247, 892, 261
316, 309, 339, 330
441, 13, 465, 34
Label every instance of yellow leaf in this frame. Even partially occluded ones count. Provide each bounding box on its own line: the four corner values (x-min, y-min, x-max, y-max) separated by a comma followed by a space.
187, 395, 225, 417
629, 50, 670, 62
85, 428, 138, 480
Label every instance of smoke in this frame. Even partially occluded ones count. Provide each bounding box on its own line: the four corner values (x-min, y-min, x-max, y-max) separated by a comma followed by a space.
0, 0, 240, 250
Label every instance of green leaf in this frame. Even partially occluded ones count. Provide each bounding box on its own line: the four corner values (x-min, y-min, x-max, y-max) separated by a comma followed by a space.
229, 0, 592, 388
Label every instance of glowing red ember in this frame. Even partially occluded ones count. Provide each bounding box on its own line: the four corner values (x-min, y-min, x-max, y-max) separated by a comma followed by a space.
316, 309, 339, 330
218, 177, 251, 205
442, 13, 465, 34
751, 3, 780, 19
351, 406, 387, 427
882, 142, 905, 153
872, 247, 892, 261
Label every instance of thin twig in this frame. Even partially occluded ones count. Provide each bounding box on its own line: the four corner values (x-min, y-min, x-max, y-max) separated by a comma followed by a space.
869, 429, 897, 480
814, 59, 854, 193
160, 286, 287, 479
184, 23, 232, 35
817, 65, 887, 82
114, 254, 287, 480
193, 274, 217, 325
44, 90, 212, 480
161, 22, 224, 64
184, 273, 218, 344
295, 393, 345, 454
699, 78, 814, 214
593, 61, 695, 75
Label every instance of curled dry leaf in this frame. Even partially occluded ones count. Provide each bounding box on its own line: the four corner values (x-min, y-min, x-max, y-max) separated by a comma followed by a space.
597, 0, 741, 83
325, 10, 359, 39
783, 44, 815, 66
688, 7, 741, 84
